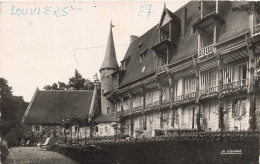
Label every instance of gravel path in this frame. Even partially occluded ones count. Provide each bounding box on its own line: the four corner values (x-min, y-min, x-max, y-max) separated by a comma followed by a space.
5, 147, 78, 164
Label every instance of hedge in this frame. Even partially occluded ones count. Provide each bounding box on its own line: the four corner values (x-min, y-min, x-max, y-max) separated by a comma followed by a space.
51, 134, 259, 164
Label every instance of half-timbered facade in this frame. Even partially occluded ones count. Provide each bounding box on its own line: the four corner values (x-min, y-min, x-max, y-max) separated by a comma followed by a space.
100, 1, 260, 138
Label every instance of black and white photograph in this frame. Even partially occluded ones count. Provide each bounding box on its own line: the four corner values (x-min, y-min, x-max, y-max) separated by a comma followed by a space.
1, 1, 260, 163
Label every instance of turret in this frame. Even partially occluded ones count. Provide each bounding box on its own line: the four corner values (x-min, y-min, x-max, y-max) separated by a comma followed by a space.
99, 22, 119, 115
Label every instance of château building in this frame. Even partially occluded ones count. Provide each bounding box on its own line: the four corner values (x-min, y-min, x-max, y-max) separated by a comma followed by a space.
100, 1, 260, 138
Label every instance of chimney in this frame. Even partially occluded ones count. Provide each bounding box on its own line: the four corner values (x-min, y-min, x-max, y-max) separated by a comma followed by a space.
130, 35, 139, 44
93, 73, 101, 89
181, 7, 187, 37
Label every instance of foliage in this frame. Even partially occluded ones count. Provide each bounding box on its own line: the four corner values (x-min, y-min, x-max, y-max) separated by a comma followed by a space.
51, 132, 259, 164
43, 69, 94, 90
0, 140, 9, 163
199, 91, 218, 99
215, 103, 230, 131
0, 78, 28, 141
254, 60, 260, 85
249, 98, 256, 130
222, 85, 248, 97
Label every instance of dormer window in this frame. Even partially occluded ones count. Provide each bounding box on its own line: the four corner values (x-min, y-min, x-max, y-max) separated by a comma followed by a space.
139, 49, 147, 63
193, 9, 225, 58
160, 25, 170, 42
199, 1, 216, 19
138, 42, 143, 48
121, 61, 126, 70
198, 29, 214, 57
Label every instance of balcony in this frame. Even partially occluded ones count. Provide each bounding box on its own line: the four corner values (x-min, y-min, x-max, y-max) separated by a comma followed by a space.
222, 79, 248, 95
174, 92, 196, 106
160, 34, 169, 42
132, 105, 143, 114
121, 109, 131, 117
198, 44, 214, 58
199, 86, 219, 99
252, 24, 260, 37
145, 101, 160, 112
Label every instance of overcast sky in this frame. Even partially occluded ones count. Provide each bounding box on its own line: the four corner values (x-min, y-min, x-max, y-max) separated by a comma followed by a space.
0, 1, 189, 102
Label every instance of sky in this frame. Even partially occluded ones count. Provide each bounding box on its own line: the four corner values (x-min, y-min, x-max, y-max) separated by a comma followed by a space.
0, 1, 189, 102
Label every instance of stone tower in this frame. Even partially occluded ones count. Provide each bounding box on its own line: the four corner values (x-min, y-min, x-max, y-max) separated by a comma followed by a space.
99, 22, 119, 115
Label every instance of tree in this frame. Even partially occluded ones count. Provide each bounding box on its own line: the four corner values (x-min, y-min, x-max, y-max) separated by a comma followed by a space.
0, 78, 28, 141
68, 69, 86, 90
83, 79, 94, 90
43, 69, 94, 91
58, 81, 67, 90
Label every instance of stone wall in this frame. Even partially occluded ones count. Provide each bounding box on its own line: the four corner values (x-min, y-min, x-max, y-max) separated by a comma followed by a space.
100, 69, 116, 114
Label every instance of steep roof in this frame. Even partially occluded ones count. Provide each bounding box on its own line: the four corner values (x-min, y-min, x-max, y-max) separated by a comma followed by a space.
119, 25, 159, 86
118, 1, 250, 87
100, 23, 119, 72
23, 90, 95, 125
92, 114, 119, 123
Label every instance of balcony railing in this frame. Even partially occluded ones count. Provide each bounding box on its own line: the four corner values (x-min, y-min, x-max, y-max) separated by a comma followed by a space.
174, 92, 196, 102
132, 106, 143, 113
223, 79, 248, 92
121, 109, 130, 116
160, 35, 169, 42
199, 86, 219, 98
252, 24, 260, 37
198, 44, 214, 57
157, 65, 167, 74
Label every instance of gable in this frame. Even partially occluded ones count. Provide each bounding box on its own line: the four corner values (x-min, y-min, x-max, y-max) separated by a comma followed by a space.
161, 12, 171, 27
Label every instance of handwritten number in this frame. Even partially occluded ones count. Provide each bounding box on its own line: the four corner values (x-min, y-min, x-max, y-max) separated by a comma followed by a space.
137, 5, 144, 17
146, 4, 152, 19
137, 4, 152, 19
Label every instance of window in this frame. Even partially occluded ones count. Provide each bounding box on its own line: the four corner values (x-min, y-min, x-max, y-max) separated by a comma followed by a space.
133, 95, 143, 107
35, 126, 40, 132
75, 126, 79, 132
117, 102, 121, 112
209, 71, 218, 87
121, 61, 126, 70
139, 49, 147, 63
232, 98, 246, 118
139, 117, 144, 130
123, 99, 131, 110
183, 77, 197, 94
158, 54, 167, 67
254, 11, 260, 26
104, 126, 108, 132
234, 64, 247, 81
107, 107, 111, 114
140, 53, 146, 63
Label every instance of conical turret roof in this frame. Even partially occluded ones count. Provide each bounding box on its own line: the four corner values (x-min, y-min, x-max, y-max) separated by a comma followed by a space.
100, 22, 119, 72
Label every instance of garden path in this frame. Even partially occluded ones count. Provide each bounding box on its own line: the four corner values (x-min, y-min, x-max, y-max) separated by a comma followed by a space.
5, 146, 78, 164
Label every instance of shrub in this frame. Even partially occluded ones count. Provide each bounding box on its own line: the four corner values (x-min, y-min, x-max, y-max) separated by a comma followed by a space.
0, 140, 9, 163
51, 133, 259, 164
